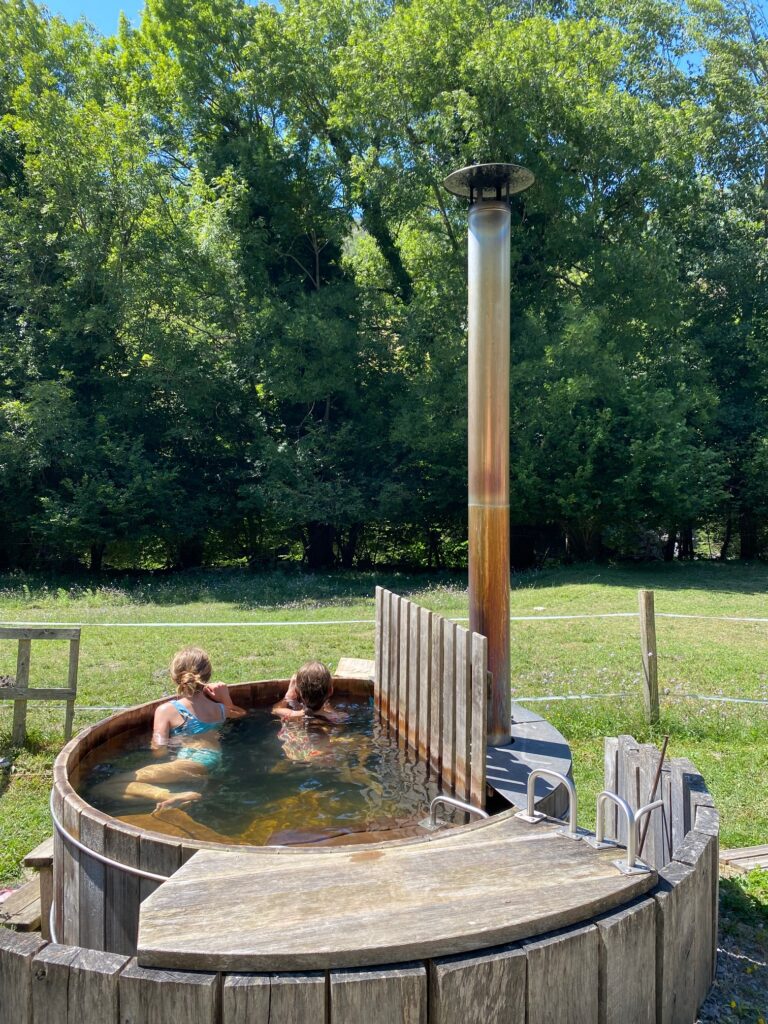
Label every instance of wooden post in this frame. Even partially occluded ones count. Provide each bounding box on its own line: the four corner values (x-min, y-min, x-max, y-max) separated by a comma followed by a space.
12, 640, 31, 745
638, 590, 659, 725
65, 637, 79, 741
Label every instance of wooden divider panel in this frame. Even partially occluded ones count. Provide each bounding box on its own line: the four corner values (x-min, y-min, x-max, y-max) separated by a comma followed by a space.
469, 634, 487, 809
408, 602, 420, 756
374, 586, 383, 717
398, 598, 410, 746
417, 608, 431, 763
429, 614, 443, 780
440, 619, 457, 793
453, 627, 471, 804
373, 590, 489, 807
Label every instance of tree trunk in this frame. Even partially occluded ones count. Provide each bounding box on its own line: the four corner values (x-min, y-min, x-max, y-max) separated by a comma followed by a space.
719, 512, 733, 561
678, 525, 694, 560
89, 542, 105, 573
739, 508, 759, 560
663, 529, 677, 562
305, 522, 336, 569
338, 524, 361, 569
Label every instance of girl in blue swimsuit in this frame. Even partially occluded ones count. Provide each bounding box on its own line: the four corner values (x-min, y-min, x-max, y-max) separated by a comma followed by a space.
94, 646, 245, 811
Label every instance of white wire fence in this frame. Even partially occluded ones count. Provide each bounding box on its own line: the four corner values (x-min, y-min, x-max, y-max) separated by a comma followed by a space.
1, 606, 767, 718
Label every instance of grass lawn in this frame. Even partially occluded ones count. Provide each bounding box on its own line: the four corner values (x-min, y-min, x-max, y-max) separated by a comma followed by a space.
0, 560, 766, 884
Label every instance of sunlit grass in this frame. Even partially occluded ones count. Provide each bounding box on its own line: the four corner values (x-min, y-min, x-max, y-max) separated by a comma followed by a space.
1, 562, 766, 882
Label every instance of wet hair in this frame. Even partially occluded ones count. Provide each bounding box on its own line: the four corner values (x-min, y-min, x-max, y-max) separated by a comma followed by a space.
295, 661, 332, 712
170, 646, 212, 698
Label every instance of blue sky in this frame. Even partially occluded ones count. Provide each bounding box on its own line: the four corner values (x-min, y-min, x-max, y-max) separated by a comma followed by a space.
48, 2, 145, 33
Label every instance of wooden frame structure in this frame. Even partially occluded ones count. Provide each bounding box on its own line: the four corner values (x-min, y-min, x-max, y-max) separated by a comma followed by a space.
0, 627, 80, 744
373, 587, 488, 808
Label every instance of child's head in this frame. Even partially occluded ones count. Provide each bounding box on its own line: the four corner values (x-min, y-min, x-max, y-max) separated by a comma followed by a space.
295, 661, 332, 712
170, 646, 212, 698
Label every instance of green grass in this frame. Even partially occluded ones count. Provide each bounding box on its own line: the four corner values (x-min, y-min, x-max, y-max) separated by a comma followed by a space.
1, 562, 767, 882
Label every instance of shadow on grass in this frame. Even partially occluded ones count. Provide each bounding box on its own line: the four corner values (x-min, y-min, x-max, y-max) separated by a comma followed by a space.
721, 873, 768, 949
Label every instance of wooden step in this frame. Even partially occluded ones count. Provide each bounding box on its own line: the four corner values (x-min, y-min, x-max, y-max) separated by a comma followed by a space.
0, 877, 41, 932
720, 844, 768, 873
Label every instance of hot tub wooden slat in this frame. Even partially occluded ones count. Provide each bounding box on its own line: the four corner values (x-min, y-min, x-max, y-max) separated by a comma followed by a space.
330, 963, 426, 1024
104, 823, 141, 955
136, 816, 657, 972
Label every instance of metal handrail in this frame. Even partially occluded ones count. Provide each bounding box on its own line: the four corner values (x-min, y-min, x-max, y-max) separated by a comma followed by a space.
633, 800, 664, 865
49, 792, 169, 882
513, 767, 580, 840
426, 795, 489, 829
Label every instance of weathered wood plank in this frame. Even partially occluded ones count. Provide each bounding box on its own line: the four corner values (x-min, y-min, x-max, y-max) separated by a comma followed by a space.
654, 861, 699, 1024
137, 817, 657, 971
374, 586, 383, 715
379, 589, 390, 722
0, 928, 46, 1024
78, 814, 106, 952
104, 822, 141, 955
669, 757, 698, 857
407, 601, 420, 756
388, 592, 400, 738
638, 590, 659, 724
222, 973, 271, 1023
65, 637, 80, 740
469, 633, 487, 810
331, 963, 425, 1024
430, 944, 525, 1024
453, 627, 472, 803
269, 972, 327, 1023
616, 735, 640, 845
60, 798, 81, 946
139, 835, 180, 904
596, 899, 656, 1024
603, 737, 619, 839
1, 687, 77, 701
638, 744, 664, 869
398, 598, 410, 746
441, 619, 457, 792
0, 627, 80, 641
11, 638, 31, 745
67, 947, 129, 1024
672, 830, 717, 1006
119, 959, 219, 1023
23, 837, 54, 868
417, 607, 431, 764
429, 614, 443, 779
524, 923, 599, 1024
31, 943, 78, 1024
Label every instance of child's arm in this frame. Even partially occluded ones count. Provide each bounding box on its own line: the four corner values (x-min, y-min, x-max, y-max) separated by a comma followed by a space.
204, 682, 247, 719
284, 674, 299, 703
272, 702, 305, 720
315, 704, 349, 725
151, 703, 174, 754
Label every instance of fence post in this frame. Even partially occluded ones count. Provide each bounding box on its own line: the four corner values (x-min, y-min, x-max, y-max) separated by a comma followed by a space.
11, 639, 31, 745
638, 590, 659, 725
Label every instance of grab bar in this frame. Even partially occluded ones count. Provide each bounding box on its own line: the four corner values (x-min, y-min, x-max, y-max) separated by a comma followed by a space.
514, 768, 581, 840
586, 791, 663, 873
421, 795, 489, 831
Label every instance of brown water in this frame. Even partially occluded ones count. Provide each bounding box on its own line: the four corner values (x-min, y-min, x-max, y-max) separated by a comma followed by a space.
78, 697, 450, 846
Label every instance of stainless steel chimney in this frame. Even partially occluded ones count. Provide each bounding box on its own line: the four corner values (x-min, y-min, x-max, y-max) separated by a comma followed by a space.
443, 163, 534, 746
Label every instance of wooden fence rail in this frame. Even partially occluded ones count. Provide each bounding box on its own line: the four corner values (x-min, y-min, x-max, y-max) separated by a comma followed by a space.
374, 588, 487, 808
0, 627, 80, 744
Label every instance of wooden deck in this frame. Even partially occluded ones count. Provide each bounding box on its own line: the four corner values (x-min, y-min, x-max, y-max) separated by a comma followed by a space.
720, 844, 768, 873
137, 811, 657, 972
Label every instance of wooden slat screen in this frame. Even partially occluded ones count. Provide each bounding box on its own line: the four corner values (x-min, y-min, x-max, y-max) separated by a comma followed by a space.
373, 589, 487, 809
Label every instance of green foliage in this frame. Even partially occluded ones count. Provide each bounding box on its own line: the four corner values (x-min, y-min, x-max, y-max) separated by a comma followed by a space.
1, 0, 768, 568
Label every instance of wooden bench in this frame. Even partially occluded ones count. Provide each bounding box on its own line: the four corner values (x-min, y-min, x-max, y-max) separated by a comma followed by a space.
0, 877, 41, 933
22, 837, 53, 939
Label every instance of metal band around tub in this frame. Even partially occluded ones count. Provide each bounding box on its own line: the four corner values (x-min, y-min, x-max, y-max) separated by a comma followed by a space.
49, 792, 170, 882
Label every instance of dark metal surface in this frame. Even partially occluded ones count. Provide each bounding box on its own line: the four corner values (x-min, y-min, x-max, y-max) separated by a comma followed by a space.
443, 162, 534, 200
